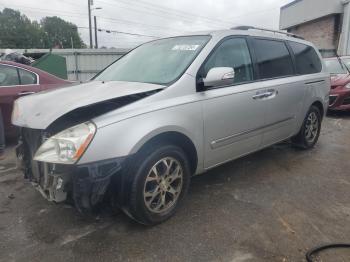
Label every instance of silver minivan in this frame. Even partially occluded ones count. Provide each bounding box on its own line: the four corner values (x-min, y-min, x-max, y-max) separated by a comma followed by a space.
13, 27, 330, 225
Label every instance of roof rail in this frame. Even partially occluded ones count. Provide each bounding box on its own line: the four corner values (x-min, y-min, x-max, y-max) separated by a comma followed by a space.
231, 25, 304, 40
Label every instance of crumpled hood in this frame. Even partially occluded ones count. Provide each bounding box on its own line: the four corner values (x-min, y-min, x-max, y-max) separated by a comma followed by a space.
12, 80, 164, 129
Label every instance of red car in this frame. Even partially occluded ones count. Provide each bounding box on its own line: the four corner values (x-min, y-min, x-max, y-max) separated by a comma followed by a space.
0, 61, 72, 138
324, 57, 350, 111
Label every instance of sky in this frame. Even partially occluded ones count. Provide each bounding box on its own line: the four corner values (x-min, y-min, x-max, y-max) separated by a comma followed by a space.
0, 0, 292, 48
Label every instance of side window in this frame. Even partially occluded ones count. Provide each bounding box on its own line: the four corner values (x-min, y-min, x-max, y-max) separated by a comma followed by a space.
19, 69, 37, 85
201, 38, 253, 85
0, 65, 20, 86
289, 42, 322, 74
252, 39, 294, 79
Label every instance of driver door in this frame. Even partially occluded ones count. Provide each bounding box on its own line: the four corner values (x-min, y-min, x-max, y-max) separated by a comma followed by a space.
199, 37, 267, 169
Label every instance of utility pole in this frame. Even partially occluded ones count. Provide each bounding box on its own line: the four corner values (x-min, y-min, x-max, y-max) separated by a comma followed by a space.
94, 16, 98, 49
88, 0, 93, 48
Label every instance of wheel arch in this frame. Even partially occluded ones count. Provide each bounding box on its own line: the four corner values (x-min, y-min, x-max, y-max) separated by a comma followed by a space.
311, 100, 325, 119
132, 130, 199, 175
294, 98, 325, 137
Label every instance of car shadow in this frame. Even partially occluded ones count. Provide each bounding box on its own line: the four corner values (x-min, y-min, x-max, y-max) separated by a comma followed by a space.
327, 110, 350, 119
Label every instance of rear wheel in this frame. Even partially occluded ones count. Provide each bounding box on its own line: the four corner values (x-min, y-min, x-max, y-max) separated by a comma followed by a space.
292, 105, 322, 149
126, 144, 191, 225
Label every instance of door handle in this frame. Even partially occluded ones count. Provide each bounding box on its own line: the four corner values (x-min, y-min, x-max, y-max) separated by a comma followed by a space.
253, 90, 268, 100
252, 93, 266, 100
18, 91, 35, 96
264, 89, 278, 98
253, 89, 278, 100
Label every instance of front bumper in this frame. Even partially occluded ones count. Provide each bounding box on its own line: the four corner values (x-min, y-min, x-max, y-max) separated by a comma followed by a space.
16, 128, 126, 212
328, 88, 350, 111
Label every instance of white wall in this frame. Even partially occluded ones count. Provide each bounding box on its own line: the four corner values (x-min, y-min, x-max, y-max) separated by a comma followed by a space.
0, 49, 130, 81
56, 50, 128, 81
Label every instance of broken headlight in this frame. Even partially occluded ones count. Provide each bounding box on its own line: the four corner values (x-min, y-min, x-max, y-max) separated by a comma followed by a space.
34, 122, 96, 164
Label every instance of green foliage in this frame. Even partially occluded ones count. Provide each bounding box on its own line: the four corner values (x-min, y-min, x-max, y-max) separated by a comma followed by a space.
41, 16, 86, 49
0, 8, 86, 49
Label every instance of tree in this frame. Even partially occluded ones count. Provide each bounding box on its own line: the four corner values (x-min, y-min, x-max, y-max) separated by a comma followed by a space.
41, 16, 86, 49
0, 8, 86, 49
0, 8, 45, 48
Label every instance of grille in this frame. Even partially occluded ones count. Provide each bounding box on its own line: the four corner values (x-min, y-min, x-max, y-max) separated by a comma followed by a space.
342, 96, 350, 105
329, 95, 337, 106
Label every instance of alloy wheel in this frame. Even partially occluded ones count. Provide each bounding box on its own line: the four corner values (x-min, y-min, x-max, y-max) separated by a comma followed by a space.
305, 111, 319, 143
143, 157, 183, 213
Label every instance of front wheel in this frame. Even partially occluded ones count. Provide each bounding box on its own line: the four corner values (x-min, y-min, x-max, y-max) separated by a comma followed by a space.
126, 144, 191, 225
292, 105, 322, 149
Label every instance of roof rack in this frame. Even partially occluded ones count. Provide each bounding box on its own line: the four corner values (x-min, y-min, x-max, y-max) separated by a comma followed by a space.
231, 25, 304, 40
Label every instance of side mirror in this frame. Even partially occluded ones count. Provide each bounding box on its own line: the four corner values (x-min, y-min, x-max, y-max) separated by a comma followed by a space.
203, 67, 235, 88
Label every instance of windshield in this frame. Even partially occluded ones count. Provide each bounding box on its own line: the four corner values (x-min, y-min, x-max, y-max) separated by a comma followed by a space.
94, 35, 210, 85
341, 58, 350, 72
324, 59, 347, 74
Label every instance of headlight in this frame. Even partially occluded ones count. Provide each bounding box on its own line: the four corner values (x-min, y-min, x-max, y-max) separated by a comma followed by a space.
345, 83, 350, 89
34, 122, 96, 164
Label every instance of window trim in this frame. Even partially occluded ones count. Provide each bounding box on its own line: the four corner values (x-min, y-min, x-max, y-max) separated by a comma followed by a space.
196, 35, 256, 91
0, 64, 39, 88
285, 41, 298, 74
18, 67, 39, 86
249, 36, 296, 81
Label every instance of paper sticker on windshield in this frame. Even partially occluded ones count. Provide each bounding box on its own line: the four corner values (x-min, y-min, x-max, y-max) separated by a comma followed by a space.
172, 45, 200, 51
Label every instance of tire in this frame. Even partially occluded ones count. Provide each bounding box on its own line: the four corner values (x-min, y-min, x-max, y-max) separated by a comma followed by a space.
125, 144, 191, 225
292, 105, 322, 149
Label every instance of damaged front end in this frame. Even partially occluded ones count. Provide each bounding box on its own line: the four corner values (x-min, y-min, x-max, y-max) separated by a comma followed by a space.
14, 87, 162, 212
16, 126, 125, 212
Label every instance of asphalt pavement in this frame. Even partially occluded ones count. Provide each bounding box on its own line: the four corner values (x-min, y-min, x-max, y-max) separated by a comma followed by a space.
1, 113, 350, 262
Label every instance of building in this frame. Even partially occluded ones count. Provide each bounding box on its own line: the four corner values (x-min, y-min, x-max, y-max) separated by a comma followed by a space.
280, 0, 350, 57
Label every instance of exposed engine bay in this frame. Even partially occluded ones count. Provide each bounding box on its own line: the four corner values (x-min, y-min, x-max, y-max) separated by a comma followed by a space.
16, 89, 161, 212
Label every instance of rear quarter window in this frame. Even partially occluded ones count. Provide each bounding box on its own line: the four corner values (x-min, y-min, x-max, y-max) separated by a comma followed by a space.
18, 69, 37, 85
288, 41, 322, 74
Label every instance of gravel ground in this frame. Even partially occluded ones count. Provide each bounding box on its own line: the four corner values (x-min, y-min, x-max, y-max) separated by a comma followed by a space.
0, 113, 350, 262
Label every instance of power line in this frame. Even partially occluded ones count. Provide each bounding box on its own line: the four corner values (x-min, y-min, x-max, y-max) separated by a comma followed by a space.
2, 7, 162, 37
2, 2, 279, 36
0, 3, 89, 17
94, 1, 280, 30
78, 26, 160, 38
99, 29, 159, 38
95, 16, 185, 34
2, 2, 216, 32
96, 0, 232, 28
98, 0, 235, 26
1, 3, 185, 35
1, 1, 283, 48
2, 1, 282, 32
123, 0, 244, 26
